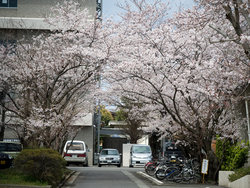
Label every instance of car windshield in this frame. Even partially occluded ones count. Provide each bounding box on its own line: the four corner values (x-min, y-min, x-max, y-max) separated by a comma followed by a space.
0, 143, 22, 152
132, 146, 151, 153
66, 142, 84, 150
101, 150, 119, 155
165, 142, 181, 151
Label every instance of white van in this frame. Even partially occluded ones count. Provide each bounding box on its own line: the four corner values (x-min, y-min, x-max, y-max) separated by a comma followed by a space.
63, 140, 88, 166
129, 144, 152, 167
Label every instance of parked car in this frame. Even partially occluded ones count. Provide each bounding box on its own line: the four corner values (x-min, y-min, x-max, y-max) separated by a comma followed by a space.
164, 142, 183, 161
0, 152, 13, 169
129, 144, 152, 167
63, 140, 89, 167
0, 141, 23, 159
98, 148, 121, 167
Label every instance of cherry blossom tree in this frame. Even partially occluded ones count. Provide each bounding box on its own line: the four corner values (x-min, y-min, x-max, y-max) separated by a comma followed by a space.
193, 0, 250, 60
0, 0, 112, 150
102, 0, 248, 181
114, 97, 147, 144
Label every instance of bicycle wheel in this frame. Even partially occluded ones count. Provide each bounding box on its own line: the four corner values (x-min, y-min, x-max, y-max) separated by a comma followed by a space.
145, 163, 156, 176
194, 173, 201, 182
155, 169, 166, 180
165, 169, 180, 181
173, 171, 183, 183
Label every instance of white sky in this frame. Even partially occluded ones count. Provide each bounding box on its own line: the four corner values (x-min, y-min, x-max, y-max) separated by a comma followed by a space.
102, 0, 196, 21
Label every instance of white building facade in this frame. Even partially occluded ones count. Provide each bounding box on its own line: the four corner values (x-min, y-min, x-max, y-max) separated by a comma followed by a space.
0, 0, 100, 166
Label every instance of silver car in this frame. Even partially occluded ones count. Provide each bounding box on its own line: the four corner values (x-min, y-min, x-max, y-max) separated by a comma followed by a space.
129, 144, 152, 167
98, 148, 121, 167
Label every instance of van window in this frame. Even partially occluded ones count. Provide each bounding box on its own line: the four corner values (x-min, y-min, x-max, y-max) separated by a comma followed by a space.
132, 145, 151, 153
0, 142, 22, 152
66, 142, 84, 150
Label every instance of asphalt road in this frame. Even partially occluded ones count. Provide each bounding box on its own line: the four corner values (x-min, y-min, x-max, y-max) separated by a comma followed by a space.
61, 166, 228, 188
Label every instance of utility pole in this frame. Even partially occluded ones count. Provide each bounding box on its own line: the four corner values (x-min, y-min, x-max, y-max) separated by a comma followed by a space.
245, 99, 250, 141
96, 0, 102, 153
97, 105, 101, 153
0, 90, 6, 141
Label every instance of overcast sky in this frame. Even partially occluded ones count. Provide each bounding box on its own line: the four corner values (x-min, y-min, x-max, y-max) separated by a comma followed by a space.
102, 0, 196, 21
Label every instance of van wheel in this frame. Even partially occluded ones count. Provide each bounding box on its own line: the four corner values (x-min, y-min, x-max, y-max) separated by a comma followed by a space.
83, 162, 88, 167
117, 164, 121, 167
98, 163, 101, 167
129, 165, 133, 167
83, 159, 88, 167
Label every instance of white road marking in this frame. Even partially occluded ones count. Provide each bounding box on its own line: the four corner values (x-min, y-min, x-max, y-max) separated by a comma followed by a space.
122, 170, 150, 188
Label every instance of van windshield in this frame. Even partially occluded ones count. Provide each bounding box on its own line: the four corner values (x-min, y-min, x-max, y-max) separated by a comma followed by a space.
132, 146, 151, 153
66, 142, 84, 150
0, 143, 22, 152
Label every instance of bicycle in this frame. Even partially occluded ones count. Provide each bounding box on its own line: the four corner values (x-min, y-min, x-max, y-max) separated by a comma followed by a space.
154, 158, 183, 180
173, 158, 201, 183
144, 153, 165, 176
144, 160, 159, 176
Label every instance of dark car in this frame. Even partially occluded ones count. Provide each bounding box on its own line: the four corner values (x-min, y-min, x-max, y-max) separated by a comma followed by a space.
0, 152, 13, 169
164, 142, 183, 162
0, 141, 23, 159
98, 148, 121, 167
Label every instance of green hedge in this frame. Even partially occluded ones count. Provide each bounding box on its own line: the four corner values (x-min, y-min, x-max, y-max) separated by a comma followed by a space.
228, 166, 250, 182
216, 137, 249, 171
13, 148, 66, 187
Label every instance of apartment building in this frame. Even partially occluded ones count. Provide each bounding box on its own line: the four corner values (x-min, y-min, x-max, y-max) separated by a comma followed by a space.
0, 0, 96, 29
0, 0, 102, 166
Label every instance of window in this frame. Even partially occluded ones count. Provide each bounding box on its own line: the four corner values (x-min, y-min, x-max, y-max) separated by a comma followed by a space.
0, 142, 22, 152
0, 0, 17, 8
66, 142, 84, 150
0, 39, 17, 55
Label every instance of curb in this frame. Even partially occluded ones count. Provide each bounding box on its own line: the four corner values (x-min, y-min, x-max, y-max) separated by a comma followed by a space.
0, 185, 51, 188
58, 170, 76, 188
136, 171, 163, 185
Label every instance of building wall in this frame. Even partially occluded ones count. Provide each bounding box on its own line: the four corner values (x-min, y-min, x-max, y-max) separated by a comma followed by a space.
0, 0, 96, 18
72, 126, 95, 166
235, 87, 250, 166
0, 0, 96, 29
0, 0, 98, 165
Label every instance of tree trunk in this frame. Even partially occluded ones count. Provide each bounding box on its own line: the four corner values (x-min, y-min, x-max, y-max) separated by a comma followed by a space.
206, 150, 220, 182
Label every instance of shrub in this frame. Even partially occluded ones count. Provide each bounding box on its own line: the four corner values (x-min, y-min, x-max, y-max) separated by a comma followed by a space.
0, 168, 49, 186
228, 166, 250, 182
216, 137, 249, 171
13, 148, 66, 187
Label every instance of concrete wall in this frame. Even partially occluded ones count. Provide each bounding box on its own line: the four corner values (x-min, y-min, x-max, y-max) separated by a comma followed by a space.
219, 171, 233, 187
122, 144, 133, 167
228, 175, 250, 188
219, 171, 250, 188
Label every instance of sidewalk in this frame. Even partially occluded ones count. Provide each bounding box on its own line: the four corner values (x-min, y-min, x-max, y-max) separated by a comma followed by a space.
60, 168, 228, 188
135, 171, 228, 188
